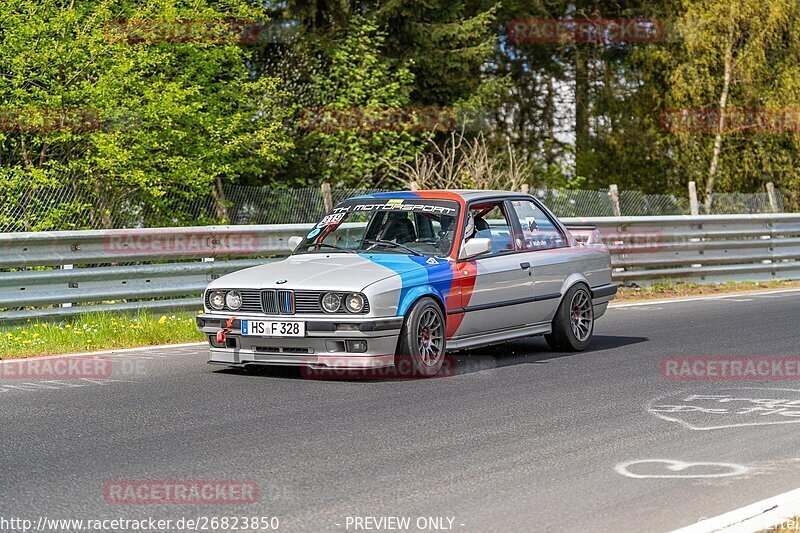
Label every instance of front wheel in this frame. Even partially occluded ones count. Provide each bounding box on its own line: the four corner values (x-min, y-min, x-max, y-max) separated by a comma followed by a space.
396, 297, 446, 377
545, 284, 594, 352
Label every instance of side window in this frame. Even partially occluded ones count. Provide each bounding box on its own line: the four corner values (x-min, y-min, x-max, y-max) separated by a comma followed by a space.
468, 203, 515, 254
509, 200, 567, 251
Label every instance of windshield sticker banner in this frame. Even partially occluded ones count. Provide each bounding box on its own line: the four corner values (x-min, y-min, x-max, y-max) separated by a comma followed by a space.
331, 202, 457, 216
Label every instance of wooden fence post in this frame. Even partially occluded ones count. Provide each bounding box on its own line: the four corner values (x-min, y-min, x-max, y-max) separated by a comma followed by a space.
688, 181, 700, 216
766, 182, 780, 213
520, 184, 530, 194
609, 184, 622, 217
321, 182, 333, 212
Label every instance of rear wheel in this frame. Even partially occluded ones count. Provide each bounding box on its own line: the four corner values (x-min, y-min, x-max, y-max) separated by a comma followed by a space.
545, 284, 594, 352
397, 297, 446, 377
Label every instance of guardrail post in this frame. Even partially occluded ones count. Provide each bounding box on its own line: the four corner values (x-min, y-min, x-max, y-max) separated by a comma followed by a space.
520, 184, 530, 194
61, 264, 73, 308
766, 182, 780, 213
609, 184, 621, 217
321, 182, 333, 212
688, 181, 700, 216
410, 181, 419, 191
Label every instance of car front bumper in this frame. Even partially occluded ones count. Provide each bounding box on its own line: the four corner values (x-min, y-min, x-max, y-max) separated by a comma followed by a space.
196, 313, 403, 369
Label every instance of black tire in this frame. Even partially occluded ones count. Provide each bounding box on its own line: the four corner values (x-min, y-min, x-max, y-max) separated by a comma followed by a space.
545, 284, 594, 352
396, 297, 446, 377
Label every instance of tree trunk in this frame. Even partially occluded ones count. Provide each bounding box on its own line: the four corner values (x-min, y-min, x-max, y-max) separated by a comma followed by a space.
93, 179, 113, 229
705, 25, 734, 213
572, 0, 594, 181
575, 44, 590, 178
214, 176, 228, 222
544, 75, 556, 167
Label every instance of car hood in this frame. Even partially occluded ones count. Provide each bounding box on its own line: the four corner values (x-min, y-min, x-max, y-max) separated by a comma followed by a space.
207, 253, 427, 292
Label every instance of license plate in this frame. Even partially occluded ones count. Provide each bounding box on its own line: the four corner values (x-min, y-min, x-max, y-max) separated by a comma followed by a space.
241, 320, 305, 337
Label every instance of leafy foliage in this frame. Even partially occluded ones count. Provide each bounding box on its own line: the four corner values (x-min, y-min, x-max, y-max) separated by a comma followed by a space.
659, 0, 800, 206
2, 0, 799, 231
0, 0, 290, 228
288, 14, 427, 188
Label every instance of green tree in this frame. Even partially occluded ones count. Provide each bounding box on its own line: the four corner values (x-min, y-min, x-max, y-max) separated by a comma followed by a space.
0, 0, 290, 229
261, 1, 502, 188
661, 0, 800, 209
279, 0, 500, 108
291, 14, 426, 187
491, 0, 674, 191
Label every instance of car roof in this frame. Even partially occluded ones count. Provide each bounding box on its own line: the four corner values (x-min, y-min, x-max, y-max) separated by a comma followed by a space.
427, 189, 529, 201
350, 189, 530, 202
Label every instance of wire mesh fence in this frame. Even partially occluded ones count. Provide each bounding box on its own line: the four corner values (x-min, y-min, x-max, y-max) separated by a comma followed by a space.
535, 188, 618, 217
0, 182, 787, 232
705, 191, 784, 215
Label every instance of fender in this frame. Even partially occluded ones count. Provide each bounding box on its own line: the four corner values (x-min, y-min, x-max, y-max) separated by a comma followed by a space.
397, 285, 448, 317
362, 255, 457, 317
559, 272, 592, 302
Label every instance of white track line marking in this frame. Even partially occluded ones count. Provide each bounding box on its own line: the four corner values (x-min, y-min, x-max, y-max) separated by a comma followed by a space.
670, 486, 800, 532
611, 288, 800, 309
645, 388, 800, 431
0, 342, 205, 364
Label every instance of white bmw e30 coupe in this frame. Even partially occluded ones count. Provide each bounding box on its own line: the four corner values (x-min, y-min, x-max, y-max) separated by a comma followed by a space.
196, 190, 616, 376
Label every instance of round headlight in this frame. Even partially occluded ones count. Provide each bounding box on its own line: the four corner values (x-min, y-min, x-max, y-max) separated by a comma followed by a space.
225, 290, 242, 311
209, 290, 226, 310
321, 292, 341, 313
344, 293, 365, 313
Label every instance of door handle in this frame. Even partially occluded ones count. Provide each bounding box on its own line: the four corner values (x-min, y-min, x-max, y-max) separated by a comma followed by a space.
520, 262, 531, 270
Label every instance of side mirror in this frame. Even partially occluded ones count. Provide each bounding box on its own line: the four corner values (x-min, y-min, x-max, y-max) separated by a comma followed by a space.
288, 236, 304, 251
459, 237, 492, 259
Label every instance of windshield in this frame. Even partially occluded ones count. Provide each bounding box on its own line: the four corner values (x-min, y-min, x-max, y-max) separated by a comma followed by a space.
295, 197, 461, 256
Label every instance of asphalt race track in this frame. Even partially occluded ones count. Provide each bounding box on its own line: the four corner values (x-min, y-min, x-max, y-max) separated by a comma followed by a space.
2, 290, 800, 532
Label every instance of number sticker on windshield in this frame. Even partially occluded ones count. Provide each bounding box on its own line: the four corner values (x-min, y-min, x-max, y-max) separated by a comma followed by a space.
316, 213, 345, 228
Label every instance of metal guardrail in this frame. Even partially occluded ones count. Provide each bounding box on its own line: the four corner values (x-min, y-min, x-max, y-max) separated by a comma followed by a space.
573, 214, 800, 284
2, 214, 799, 322
0, 225, 306, 322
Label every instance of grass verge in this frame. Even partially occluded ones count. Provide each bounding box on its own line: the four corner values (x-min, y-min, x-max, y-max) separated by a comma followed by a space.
3, 279, 799, 358
0, 310, 204, 360
616, 280, 800, 302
